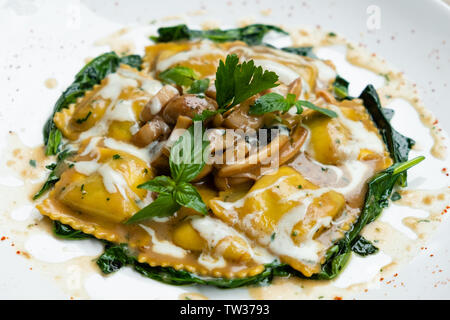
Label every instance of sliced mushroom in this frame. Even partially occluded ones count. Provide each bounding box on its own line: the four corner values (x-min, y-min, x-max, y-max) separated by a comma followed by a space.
205, 82, 217, 100
132, 116, 170, 147
315, 89, 336, 104
191, 165, 213, 182
288, 77, 303, 100
162, 115, 193, 158
162, 94, 218, 125
222, 97, 264, 131
140, 85, 180, 122
217, 134, 290, 177
270, 124, 308, 166
214, 175, 253, 191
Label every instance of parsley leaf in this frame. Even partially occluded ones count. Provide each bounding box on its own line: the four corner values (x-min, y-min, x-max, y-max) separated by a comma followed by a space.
215, 54, 279, 109
249, 92, 338, 118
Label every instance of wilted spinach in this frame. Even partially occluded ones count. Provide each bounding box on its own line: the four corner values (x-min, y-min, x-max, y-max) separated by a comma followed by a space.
150, 24, 288, 45
359, 85, 416, 186
43, 53, 142, 155
33, 149, 76, 200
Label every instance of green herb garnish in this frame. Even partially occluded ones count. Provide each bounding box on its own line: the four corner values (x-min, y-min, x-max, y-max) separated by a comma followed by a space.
215, 54, 279, 110
249, 92, 338, 118
75, 111, 92, 124
125, 124, 209, 224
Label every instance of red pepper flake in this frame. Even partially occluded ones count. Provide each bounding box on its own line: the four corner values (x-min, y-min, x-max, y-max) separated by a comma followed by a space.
334, 296, 343, 300
430, 254, 434, 257
16, 250, 21, 255
380, 277, 384, 281
394, 273, 398, 277
0, 236, 6, 241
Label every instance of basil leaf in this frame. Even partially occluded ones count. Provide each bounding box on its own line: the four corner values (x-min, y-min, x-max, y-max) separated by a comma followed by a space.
169, 124, 209, 183
174, 182, 208, 215
137, 176, 176, 194
187, 78, 210, 94
351, 236, 379, 256
151, 24, 288, 45
158, 66, 198, 87
125, 193, 180, 224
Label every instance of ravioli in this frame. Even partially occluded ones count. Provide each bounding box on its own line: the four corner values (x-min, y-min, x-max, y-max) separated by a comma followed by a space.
210, 166, 347, 276
53, 65, 162, 142
35, 28, 402, 283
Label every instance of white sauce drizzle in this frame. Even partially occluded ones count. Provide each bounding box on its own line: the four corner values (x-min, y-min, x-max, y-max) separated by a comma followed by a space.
139, 224, 187, 258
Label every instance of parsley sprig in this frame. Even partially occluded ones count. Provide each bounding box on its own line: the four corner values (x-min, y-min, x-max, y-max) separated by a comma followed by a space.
249, 92, 338, 118
125, 124, 209, 224
215, 54, 279, 109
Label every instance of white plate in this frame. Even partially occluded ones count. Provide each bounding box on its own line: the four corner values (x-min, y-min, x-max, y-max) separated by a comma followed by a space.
0, 0, 449, 299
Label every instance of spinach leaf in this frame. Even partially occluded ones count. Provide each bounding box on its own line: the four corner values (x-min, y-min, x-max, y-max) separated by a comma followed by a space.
351, 236, 379, 256
151, 24, 288, 45
359, 85, 416, 186
33, 149, 76, 200
97, 243, 284, 288
43, 52, 142, 155
281, 46, 317, 59
119, 55, 143, 70
316, 156, 424, 280
53, 221, 92, 240
97, 243, 135, 274
332, 75, 352, 100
